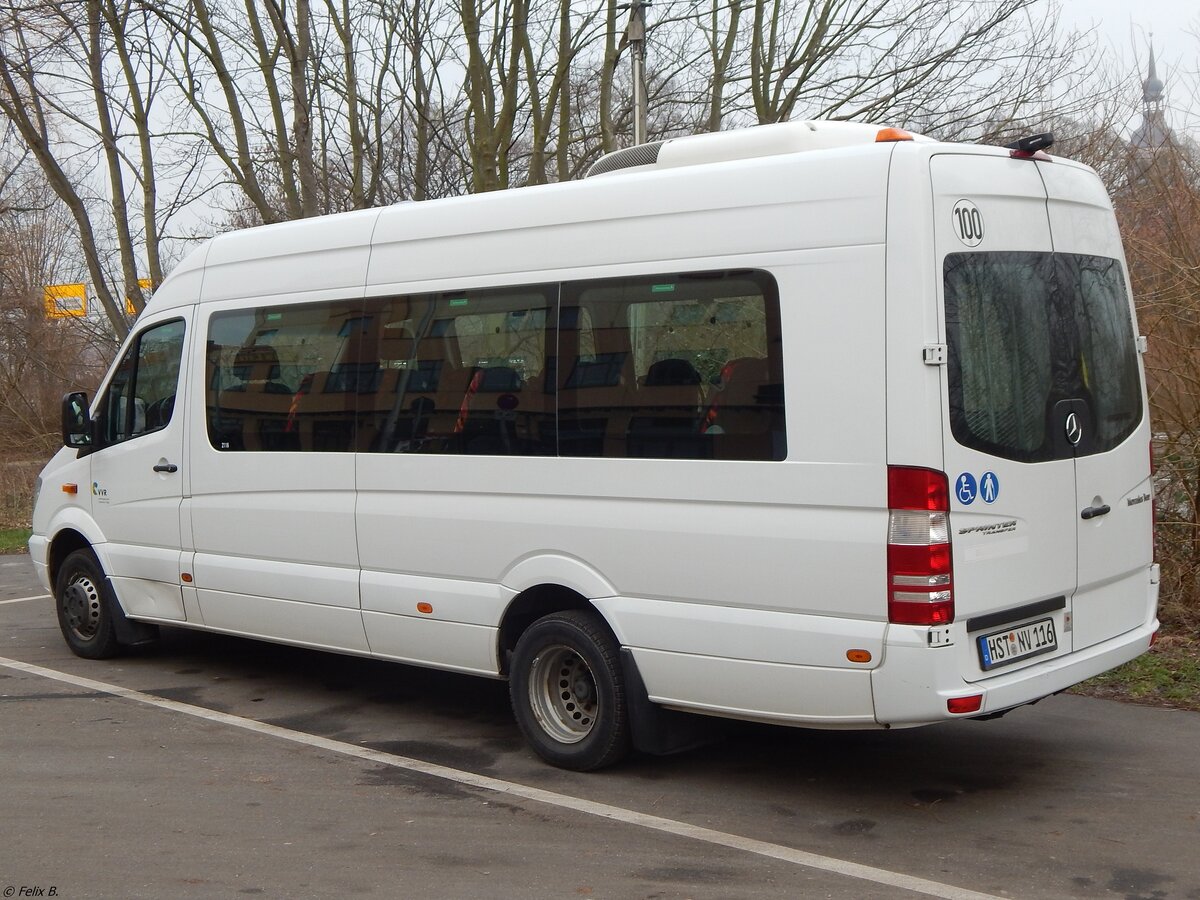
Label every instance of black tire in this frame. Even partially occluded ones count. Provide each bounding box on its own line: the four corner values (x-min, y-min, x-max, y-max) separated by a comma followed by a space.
509, 609, 631, 771
54, 549, 123, 660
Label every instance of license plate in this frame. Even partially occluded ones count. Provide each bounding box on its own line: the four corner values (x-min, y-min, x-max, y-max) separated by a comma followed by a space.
977, 617, 1057, 671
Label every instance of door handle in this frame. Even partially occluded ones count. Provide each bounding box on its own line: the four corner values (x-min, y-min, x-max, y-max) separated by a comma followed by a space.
1080, 504, 1111, 520
153, 462, 179, 474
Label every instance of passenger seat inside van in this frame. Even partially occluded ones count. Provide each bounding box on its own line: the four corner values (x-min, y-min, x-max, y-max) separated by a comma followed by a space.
627, 357, 707, 458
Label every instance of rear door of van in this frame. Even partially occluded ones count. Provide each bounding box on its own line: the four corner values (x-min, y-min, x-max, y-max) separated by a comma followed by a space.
931, 153, 1080, 677
1038, 160, 1154, 651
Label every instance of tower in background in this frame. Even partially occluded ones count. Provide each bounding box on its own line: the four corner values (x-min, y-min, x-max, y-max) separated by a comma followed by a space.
1129, 41, 1173, 183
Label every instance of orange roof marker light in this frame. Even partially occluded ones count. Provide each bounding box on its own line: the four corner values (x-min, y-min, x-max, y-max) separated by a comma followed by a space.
875, 127, 914, 143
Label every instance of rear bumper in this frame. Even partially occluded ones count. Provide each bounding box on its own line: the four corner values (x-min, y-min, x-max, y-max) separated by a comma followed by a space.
875, 564, 1160, 726
873, 611, 1158, 727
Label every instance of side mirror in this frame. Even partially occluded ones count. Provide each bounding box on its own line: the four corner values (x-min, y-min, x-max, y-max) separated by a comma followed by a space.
62, 391, 93, 449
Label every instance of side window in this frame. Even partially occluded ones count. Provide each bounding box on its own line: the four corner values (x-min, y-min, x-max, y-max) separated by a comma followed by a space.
102, 319, 186, 445
207, 301, 366, 452
204, 274, 787, 461
559, 271, 785, 460
359, 286, 557, 455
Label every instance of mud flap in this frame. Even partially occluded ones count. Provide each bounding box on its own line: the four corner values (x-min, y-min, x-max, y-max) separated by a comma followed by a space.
620, 648, 724, 756
106, 578, 160, 647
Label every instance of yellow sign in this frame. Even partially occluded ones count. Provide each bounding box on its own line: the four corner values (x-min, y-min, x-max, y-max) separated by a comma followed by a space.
125, 279, 153, 316
44, 283, 87, 319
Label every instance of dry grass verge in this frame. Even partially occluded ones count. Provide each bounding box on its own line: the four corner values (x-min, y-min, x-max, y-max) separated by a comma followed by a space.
1071, 633, 1200, 712
0, 456, 39, 554
1, 456, 40, 531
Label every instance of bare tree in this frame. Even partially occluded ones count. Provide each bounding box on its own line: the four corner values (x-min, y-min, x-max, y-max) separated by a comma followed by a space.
0, 1, 137, 336
458, 0, 525, 192
0, 163, 110, 454
0, 0, 1123, 341
1113, 139, 1200, 633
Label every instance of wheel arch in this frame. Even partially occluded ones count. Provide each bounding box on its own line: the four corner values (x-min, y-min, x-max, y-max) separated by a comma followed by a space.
497, 583, 603, 677
499, 585, 716, 762
48, 528, 95, 588
51, 535, 159, 650
43, 504, 108, 586
497, 553, 622, 676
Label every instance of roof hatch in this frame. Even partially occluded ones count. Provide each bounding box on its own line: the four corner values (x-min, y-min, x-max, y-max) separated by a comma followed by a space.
584, 120, 929, 178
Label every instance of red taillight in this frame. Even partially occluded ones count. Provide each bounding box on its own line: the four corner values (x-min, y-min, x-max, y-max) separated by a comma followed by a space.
947, 694, 982, 714
888, 466, 949, 511
887, 466, 954, 625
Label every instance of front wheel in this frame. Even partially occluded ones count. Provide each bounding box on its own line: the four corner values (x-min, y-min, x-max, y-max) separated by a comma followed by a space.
55, 549, 122, 659
509, 610, 631, 771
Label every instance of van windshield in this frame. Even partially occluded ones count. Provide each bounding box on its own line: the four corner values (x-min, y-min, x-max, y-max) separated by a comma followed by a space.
944, 252, 1142, 463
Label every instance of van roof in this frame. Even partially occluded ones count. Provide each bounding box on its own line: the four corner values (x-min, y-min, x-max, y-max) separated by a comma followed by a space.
143, 122, 1093, 316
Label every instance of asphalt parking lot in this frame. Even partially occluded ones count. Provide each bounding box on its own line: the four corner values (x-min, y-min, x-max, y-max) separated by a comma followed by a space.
2, 553, 1199, 899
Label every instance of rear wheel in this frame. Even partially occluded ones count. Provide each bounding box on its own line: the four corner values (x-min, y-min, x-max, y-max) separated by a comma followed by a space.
55, 549, 122, 659
509, 609, 630, 771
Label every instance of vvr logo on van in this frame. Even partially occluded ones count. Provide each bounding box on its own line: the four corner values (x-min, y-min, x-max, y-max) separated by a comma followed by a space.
1064, 411, 1083, 446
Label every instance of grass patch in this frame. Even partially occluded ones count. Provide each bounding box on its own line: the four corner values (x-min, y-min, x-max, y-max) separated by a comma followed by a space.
0, 527, 31, 554
1072, 634, 1200, 712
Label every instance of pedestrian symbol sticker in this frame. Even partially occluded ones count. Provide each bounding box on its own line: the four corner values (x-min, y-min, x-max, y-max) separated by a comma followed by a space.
956, 472, 977, 505
980, 471, 999, 504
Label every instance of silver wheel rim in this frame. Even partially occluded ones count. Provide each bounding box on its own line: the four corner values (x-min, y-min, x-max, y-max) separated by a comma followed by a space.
528, 644, 598, 744
62, 574, 102, 641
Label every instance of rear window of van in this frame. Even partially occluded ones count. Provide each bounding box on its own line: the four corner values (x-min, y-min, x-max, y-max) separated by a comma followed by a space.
944, 252, 1142, 462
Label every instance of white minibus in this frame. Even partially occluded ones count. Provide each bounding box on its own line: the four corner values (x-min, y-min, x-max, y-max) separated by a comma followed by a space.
30, 121, 1159, 769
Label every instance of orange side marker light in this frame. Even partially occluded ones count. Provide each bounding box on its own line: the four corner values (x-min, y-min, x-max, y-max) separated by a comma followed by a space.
62, 483, 78, 494
417, 602, 433, 614
846, 649, 873, 664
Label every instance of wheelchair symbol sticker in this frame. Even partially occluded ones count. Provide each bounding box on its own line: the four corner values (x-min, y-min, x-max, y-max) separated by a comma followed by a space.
956, 472, 977, 505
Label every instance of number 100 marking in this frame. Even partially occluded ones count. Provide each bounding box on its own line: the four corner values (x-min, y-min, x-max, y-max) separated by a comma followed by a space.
952, 200, 984, 247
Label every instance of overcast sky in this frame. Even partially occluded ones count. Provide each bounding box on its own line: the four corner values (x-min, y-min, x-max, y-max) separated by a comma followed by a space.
1058, 0, 1198, 133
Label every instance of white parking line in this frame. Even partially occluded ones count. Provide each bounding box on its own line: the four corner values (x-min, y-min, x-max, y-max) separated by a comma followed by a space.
0, 654, 1000, 900
0, 594, 50, 605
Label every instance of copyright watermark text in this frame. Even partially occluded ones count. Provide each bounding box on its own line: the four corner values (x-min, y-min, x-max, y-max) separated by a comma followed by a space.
4, 888, 59, 897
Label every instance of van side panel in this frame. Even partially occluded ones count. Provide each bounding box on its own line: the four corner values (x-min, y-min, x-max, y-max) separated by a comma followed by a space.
367, 147, 890, 287
188, 287, 370, 653
356, 242, 889, 720
882, 144, 943, 469
200, 209, 380, 303
187, 216, 377, 653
